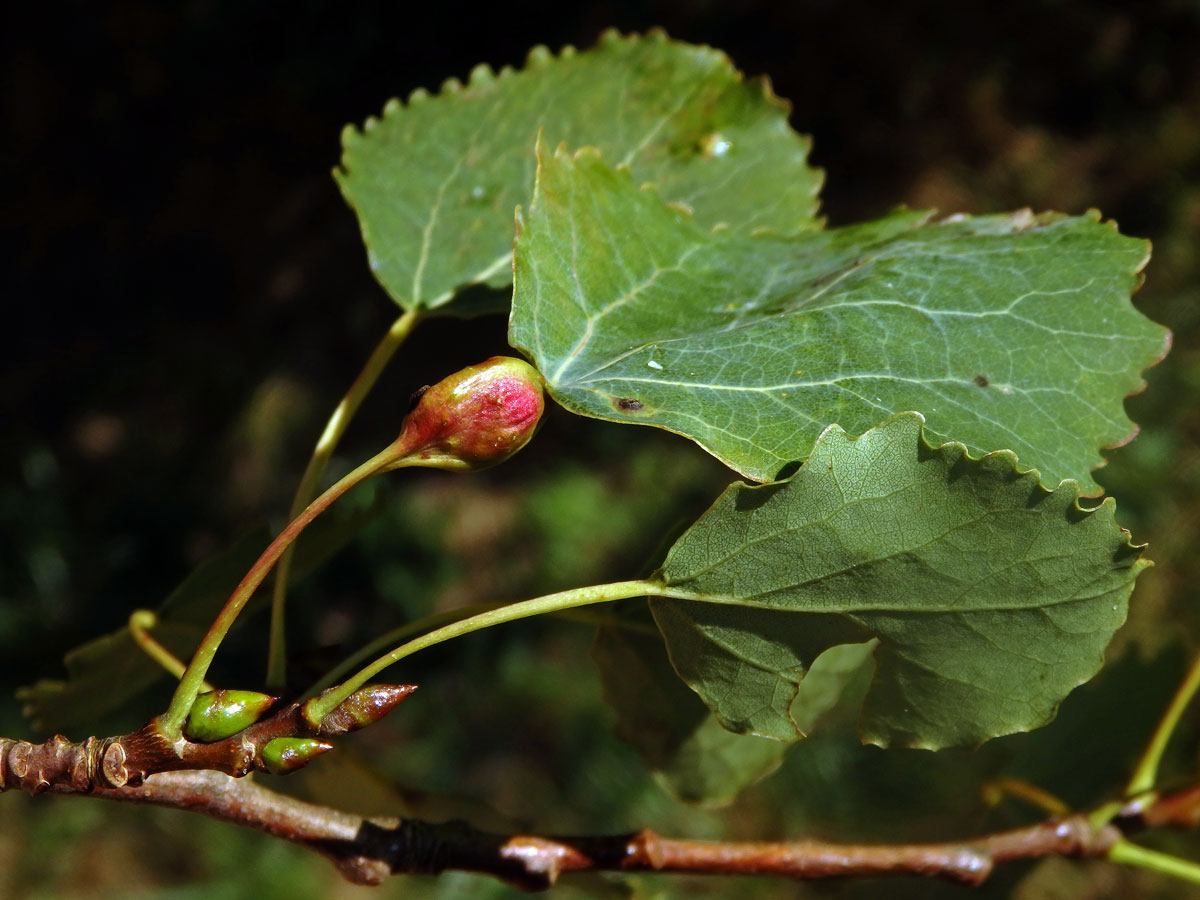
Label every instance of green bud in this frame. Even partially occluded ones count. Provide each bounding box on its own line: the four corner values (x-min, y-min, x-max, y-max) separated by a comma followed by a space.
184, 689, 277, 743
306, 684, 417, 736
260, 737, 333, 775
391, 357, 544, 471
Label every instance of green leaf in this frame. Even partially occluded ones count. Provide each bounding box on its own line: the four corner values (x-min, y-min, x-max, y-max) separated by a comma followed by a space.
17, 618, 204, 737
336, 30, 820, 312
509, 146, 1169, 491
649, 412, 1149, 749
592, 602, 785, 807
19, 494, 382, 736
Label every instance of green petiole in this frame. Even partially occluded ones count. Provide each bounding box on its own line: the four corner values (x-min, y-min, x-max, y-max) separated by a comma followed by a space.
160, 447, 399, 737
303, 579, 671, 722
267, 308, 422, 689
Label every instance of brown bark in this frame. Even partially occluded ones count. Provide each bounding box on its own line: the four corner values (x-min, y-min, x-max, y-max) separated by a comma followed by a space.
16, 762, 1194, 890
0, 685, 414, 793
6, 688, 1200, 891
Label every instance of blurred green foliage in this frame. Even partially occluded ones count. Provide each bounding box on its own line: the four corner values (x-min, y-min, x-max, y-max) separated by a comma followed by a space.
5, 1, 1200, 896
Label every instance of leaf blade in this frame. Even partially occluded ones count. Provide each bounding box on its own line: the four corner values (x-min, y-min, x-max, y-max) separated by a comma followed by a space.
510, 147, 1169, 490
592, 602, 786, 808
337, 31, 821, 311
18, 496, 382, 736
650, 413, 1149, 749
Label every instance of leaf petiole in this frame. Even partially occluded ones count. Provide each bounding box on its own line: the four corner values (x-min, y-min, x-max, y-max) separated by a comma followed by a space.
1109, 839, 1200, 885
128, 610, 212, 690
267, 308, 422, 688
1126, 652, 1200, 798
981, 777, 1069, 817
302, 599, 510, 699
303, 598, 664, 701
160, 446, 400, 737
304, 579, 671, 722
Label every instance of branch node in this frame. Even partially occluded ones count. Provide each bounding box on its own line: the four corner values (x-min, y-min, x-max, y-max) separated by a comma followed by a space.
8, 740, 31, 779
102, 738, 133, 787
629, 829, 666, 869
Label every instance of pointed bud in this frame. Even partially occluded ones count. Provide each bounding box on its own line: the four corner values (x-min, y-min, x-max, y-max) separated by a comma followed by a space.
392, 357, 544, 471
306, 684, 417, 736
184, 690, 277, 743
261, 737, 333, 775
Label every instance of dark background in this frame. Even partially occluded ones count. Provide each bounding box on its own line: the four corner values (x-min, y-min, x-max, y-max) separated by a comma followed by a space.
4, 2, 1200, 897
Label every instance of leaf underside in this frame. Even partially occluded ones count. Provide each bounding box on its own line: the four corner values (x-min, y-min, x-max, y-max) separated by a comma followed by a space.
19, 498, 381, 736
591, 602, 785, 807
509, 146, 1169, 492
337, 30, 821, 312
650, 412, 1148, 749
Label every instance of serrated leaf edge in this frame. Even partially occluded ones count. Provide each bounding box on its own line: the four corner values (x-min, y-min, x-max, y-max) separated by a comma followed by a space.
338, 30, 825, 308
660, 411, 1149, 594
515, 148, 1169, 486
650, 410, 1150, 749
